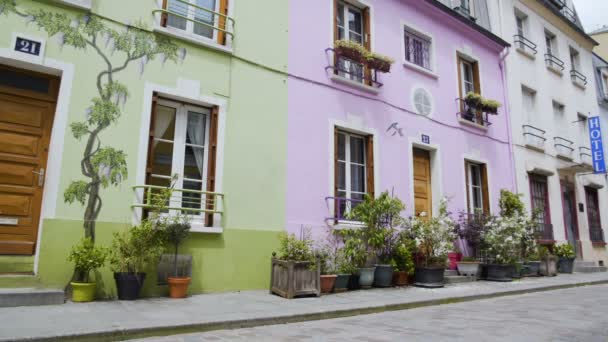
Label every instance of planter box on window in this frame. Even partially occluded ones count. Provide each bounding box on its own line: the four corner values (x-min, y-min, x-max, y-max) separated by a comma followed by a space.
270, 257, 320, 299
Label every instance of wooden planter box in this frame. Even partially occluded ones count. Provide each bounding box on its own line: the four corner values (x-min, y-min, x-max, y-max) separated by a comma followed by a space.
270, 258, 320, 299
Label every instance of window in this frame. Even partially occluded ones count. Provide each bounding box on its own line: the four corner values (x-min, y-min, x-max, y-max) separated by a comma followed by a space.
530, 174, 551, 227
455, 0, 475, 18
552, 100, 565, 117
569, 47, 580, 71
457, 55, 481, 123
545, 31, 556, 56
334, 129, 374, 219
334, 1, 370, 83
522, 86, 536, 124
602, 72, 608, 97
404, 28, 432, 70
585, 187, 604, 242
465, 162, 489, 214
147, 97, 218, 225
516, 16, 525, 37
163, 0, 228, 43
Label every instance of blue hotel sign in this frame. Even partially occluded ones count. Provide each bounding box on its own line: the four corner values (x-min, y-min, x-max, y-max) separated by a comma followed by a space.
589, 116, 606, 174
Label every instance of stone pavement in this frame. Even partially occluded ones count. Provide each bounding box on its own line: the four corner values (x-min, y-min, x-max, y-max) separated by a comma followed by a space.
1, 272, 608, 341
130, 284, 608, 342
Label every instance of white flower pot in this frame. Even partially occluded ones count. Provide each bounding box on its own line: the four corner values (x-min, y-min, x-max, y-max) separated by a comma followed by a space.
456, 261, 480, 277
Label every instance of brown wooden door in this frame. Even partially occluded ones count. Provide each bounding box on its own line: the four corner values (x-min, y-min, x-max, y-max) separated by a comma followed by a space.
0, 66, 58, 255
413, 148, 432, 218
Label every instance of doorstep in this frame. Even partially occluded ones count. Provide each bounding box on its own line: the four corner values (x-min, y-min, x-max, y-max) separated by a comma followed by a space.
1, 272, 608, 341
0, 288, 64, 308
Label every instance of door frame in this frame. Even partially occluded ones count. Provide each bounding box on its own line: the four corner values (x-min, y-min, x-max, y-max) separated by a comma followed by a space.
560, 181, 580, 241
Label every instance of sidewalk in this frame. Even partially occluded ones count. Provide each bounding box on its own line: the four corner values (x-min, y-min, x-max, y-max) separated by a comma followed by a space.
2, 272, 607, 342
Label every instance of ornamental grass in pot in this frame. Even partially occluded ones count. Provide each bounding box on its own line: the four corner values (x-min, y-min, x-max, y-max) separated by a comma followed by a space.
409, 198, 457, 288
163, 214, 192, 298
67, 237, 108, 302
555, 243, 576, 274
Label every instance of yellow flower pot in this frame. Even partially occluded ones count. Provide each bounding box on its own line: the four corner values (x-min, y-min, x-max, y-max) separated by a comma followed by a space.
71, 282, 96, 302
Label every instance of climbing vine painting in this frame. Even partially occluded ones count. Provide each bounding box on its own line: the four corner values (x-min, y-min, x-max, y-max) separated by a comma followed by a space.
1, 0, 186, 242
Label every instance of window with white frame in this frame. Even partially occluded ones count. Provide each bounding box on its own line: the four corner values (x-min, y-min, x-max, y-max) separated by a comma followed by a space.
545, 30, 556, 56
602, 71, 608, 97
552, 100, 565, 117
570, 47, 581, 71
465, 161, 489, 214
460, 59, 476, 95
522, 86, 536, 124
165, 0, 220, 40
404, 27, 432, 70
148, 99, 211, 216
335, 130, 372, 219
335, 1, 367, 82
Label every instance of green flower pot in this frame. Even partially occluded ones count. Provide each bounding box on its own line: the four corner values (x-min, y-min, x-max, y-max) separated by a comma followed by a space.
71, 282, 96, 302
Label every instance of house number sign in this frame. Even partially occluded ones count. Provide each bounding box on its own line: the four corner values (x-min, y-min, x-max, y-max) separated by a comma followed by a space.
421, 134, 430, 144
14, 37, 42, 56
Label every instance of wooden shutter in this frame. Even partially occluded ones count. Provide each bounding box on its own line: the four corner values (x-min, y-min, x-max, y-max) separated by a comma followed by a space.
217, 0, 229, 45
333, 0, 339, 42
161, 0, 168, 27
464, 162, 470, 214
457, 56, 464, 111
363, 7, 372, 85
481, 164, 490, 215
365, 135, 375, 199
205, 106, 219, 226
473, 61, 483, 124
334, 128, 339, 223
146, 94, 158, 183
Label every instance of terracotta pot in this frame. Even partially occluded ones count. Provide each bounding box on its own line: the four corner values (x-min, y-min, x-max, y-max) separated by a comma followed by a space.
320, 275, 337, 294
447, 252, 463, 270
392, 271, 409, 286
167, 277, 191, 298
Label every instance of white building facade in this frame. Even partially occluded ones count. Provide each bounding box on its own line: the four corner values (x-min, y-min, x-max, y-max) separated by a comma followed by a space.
486, 0, 608, 267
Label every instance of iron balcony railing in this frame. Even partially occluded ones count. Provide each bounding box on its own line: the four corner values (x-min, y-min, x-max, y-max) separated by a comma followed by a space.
535, 223, 555, 242
570, 69, 588, 86
560, 6, 577, 24
325, 48, 383, 88
590, 228, 605, 243
325, 196, 363, 223
545, 54, 565, 72
579, 146, 592, 165
554, 136, 575, 159
522, 124, 547, 150
514, 35, 538, 55
548, 0, 566, 9
132, 184, 224, 217
154, 0, 235, 42
455, 98, 493, 127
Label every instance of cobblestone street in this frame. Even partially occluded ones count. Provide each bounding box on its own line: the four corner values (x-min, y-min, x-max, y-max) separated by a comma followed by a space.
131, 284, 608, 342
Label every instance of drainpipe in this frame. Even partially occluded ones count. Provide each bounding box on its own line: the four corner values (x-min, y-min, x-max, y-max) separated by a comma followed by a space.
499, 46, 518, 193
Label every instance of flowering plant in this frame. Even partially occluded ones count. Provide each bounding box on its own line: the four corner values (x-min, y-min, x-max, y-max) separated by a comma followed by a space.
408, 198, 457, 267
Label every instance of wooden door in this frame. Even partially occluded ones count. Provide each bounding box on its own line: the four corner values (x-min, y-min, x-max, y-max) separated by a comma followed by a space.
0, 66, 59, 255
413, 148, 432, 218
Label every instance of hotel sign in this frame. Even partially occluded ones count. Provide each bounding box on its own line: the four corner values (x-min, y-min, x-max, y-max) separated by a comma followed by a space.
589, 116, 606, 174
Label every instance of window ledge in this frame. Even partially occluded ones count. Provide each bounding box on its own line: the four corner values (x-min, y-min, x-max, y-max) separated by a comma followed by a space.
458, 118, 489, 131
592, 241, 607, 247
330, 75, 380, 94
556, 153, 574, 162
516, 47, 536, 61
331, 221, 366, 230
524, 143, 546, 153
55, 0, 91, 9
572, 80, 587, 90
402, 62, 438, 79
546, 65, 564, 77
153, 26, 233, 54
191, 224, 223, 234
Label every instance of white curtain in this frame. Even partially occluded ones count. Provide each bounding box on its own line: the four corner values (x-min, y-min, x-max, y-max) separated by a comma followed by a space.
186, 112, 206, 179
153, 106, 174, 148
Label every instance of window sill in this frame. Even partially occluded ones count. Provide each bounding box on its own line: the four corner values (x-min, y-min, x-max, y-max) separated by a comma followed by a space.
516, 47, 536, 61
592, 241, 607, 247
55, 0, 91, 9
556, 153, 574, 162
153, 26, 233, 54
572, 80, 587, 90
330, 75, 380, 94
190, 224, 223, 234
546, 65, 564, 77
402, 62, 438, 79
524, 143, 546, 153
458, 118, 488, 131
331, 220, 366, 230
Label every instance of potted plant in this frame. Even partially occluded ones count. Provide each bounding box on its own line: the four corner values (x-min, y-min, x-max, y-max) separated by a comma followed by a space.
480, 98, 502, 114
409, 198, 456, 288
334, 39, 368, 63
390, 230, 415, 286
447, 245, 463, 271
539, 245, 558, 276
555, 243, 576, 274
334, 252, 356, 293
366, 52, 395, 73
67, 237, 107, 302
270, 230, 320, 299
455, 211, 490, 278
339, 229, 367, 290
348, 192, 406, 288
464, 92, 483, 110
317, 249, 337, 294
163, 214, 192, 298
524, 246, 541, 277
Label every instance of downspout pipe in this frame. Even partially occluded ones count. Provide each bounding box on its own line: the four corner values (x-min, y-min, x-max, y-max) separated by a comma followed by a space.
499, 46, 517, 193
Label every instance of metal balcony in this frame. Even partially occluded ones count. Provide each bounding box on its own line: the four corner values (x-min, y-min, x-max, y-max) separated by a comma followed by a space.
514, 35, 538, 56
132, 184, 224, 217
579, 146, 592, 166
456, 98, 493, 127
325, 196, 364, 224
545, 54, 565, 73
554, 136, 575, 160
570, 69, 588, 87
325, 48, 383, 89
522, 124, 547, 151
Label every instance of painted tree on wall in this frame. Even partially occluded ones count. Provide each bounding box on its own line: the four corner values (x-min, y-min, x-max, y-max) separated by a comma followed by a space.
1, 0, 185, 242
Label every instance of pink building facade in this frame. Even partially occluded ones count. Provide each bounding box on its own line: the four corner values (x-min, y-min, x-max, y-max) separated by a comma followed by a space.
286, 0, 514, 248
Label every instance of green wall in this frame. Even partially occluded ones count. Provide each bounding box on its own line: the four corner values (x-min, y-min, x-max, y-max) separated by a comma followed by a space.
0, 0, 288, 294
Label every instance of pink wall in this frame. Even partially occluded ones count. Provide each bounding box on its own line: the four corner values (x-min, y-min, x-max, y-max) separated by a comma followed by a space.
286, 0, 514, 236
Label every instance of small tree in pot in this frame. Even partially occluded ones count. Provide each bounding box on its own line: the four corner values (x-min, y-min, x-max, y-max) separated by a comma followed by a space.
163, 214, 192, 298
339, 228, 368, 290
67, 237, 108, 302
454, 211, 491, 278
390, 230, 415, 286
555, 243, 576, 274
409, 198, 457, 288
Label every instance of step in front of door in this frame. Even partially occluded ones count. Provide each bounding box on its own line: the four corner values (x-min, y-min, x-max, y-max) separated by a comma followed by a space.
0, 288, 64, 307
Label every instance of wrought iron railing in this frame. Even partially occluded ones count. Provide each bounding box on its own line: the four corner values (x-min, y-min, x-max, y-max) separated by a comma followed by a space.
514, 35, 538, 55
455, 98, 492, 127
545, 54, 565, 72
535, 223, 554, 242
154, 0, 235, 42
325, 196, 363, 223
522, 124, 547, 149
554, 136, 574, 159
325, 48, 383, 88
132, 184, 224, 216
579, 146, 592, 165
548, 0, 566, 9
570, 69, 588, 86
560, 6, 577, 24
590, 228, 605, 243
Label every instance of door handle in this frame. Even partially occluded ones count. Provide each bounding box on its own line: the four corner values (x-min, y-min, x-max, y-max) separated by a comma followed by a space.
32, 168, 45, 187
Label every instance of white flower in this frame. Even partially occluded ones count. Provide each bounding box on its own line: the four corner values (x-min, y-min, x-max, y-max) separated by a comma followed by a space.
419, 212, 427, 217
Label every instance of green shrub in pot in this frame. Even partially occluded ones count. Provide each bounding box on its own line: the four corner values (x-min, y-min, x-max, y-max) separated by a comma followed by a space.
67, 237, 108, 302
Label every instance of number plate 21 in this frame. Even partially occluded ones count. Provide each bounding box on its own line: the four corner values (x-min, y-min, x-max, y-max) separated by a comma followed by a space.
14, 37, 42, 56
